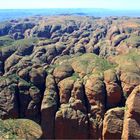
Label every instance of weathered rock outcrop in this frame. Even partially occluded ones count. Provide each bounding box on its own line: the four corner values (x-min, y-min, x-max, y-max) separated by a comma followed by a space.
0, 16, 140, 139
104, 69, 122, 108
0, 119, 42, 139
55, 100, 88, 139
103, 107, 124, 139
41, 74, 58, 139
122, 85, 140, 139
85, 75, 105, 139
0, 75, 42, 123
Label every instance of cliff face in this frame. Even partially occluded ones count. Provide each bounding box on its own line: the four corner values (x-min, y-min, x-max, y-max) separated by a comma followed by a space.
0, 16, 140, 139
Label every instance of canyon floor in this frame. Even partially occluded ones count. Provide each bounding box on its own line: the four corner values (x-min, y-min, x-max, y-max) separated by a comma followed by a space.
0, 16, 140, 139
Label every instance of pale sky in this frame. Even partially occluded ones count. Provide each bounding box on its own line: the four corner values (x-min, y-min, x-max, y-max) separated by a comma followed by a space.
0, 0, 140, 10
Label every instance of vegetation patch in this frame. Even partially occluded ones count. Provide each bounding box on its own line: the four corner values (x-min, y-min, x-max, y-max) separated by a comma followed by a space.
12, 37, 38, 47
0, 119, 42, 139
125, 35, 140, 47
0, 35, 14, 48
71, 72, 81, 81
0, 37, 39, 50
0, 119, 20, 139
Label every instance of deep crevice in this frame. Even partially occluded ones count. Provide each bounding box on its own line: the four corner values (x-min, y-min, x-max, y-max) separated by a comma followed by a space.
83, 84, 91, 139
103, 82, 108, 111
38, 75, 48, 124
117, 76, 126, 107
15, 83, 21, 118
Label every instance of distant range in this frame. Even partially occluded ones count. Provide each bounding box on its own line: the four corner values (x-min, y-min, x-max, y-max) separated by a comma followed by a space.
0, 8, 140, 21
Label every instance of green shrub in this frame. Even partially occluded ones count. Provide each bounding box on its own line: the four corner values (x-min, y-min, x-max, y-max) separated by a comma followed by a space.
12, 37, 38, 48
123, 91, 129, 99
125, 35, 140, 47
0, 119, 19, 139
0, 35, 14, 48
71, 72, 80, 81
94, 57, 116, 71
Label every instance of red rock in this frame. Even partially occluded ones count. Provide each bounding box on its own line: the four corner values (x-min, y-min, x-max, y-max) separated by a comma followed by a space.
41, 75, 58, 139
85, 75, 106, 139
58, 77, 75, 104
55, 101, 88, 139
102, 107, 124, 139
122, 85, 140, 139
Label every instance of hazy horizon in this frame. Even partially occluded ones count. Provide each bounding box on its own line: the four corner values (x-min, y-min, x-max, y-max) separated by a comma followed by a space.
0, 8, 140, 11
0, 0, 140, 10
